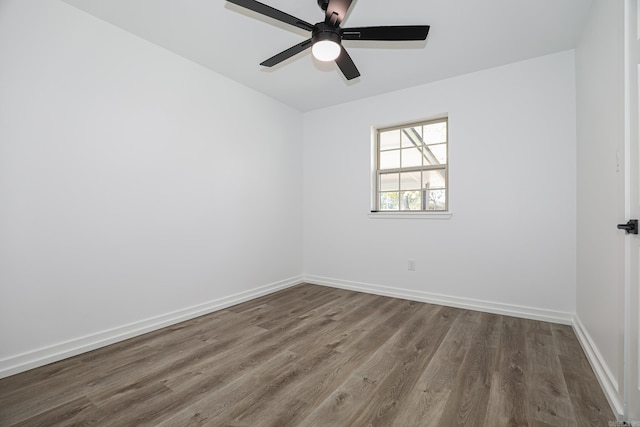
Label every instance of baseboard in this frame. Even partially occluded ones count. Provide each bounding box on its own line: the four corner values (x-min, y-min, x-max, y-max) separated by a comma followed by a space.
0, 275, 303, 380
304, 275, 574, 325
572, 315, 624, 418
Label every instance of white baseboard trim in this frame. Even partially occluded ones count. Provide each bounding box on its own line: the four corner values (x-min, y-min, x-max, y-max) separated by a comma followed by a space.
572, 315, 624, 418
303, 275, 574, 325
0, 275, 303, 380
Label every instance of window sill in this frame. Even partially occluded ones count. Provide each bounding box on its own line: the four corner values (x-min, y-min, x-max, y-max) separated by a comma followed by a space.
368, 211, 453, 220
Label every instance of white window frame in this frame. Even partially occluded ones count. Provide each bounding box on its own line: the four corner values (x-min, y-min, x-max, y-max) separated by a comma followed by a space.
370, 117, 452, 219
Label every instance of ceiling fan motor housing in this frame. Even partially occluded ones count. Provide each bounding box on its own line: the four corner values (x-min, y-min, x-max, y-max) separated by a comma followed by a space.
312, 22, 343, 45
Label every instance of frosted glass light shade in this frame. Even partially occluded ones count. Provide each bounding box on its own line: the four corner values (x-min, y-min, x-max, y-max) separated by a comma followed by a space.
312, 40, 341, 62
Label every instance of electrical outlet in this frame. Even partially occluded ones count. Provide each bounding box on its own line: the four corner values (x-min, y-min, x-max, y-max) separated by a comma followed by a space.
408, 259, 415, 271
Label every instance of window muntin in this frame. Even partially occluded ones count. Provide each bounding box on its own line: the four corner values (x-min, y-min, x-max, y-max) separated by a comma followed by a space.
375, 118, 448, 212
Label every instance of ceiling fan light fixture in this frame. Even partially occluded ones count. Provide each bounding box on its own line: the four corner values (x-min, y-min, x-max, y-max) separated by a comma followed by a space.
311, 26, 342, 62
312, 39, 341, 61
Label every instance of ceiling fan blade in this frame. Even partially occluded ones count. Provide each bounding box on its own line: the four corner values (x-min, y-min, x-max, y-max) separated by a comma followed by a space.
342, 25, 430, 41
335, 46, 360, 80
325, 0, 353, 26
227, 0, 314, 32
260, 39, 313, 67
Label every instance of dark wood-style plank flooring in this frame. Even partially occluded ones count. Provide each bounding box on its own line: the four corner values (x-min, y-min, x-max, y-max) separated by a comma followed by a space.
0, 284, 614, 426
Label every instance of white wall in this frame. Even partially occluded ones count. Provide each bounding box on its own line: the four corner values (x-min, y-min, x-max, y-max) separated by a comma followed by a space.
575, 0, 625, 415
0, 0, 611, 395
0, 0, 303, 376
303, 51, 577, 321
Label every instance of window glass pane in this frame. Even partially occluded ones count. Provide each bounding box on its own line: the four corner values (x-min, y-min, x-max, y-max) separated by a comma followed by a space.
425, 189, 446, 211
426, 143, 447, 164
400, 191, 421, 210
422, 146, 440, 166
400, 171, 421, 190
380, 192, 399, 210
401, 127, 422, 148
422, 169, 446, 190
376, 117, 448, 212
379, 149, 400, 170
379, 173, 399, 191
380, 130, 400, 150
423, 121, 447, 144
401, 147, 422, 168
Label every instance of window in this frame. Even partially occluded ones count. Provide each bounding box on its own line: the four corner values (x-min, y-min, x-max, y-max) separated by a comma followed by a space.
374, 118, 448, 212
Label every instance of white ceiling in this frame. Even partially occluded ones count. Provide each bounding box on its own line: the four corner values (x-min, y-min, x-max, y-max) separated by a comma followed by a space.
61, 0, 593, 112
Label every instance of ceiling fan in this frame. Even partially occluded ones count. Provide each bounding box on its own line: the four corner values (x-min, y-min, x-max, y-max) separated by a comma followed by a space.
226, 0, 430, 80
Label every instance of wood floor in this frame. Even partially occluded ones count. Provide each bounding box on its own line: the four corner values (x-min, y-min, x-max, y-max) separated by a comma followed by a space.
0, 284, 614, 426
